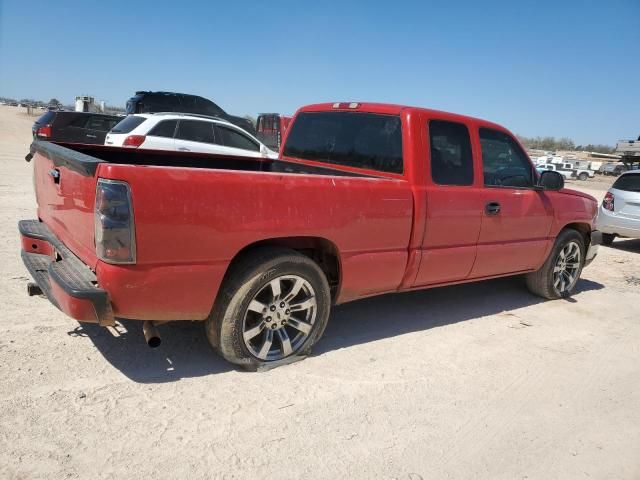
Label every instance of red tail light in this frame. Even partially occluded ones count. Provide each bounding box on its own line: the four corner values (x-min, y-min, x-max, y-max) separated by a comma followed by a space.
123, 135, 146, 148
36, 124, 52, 138
95, 179, 136, 264
603, 192, 614, 211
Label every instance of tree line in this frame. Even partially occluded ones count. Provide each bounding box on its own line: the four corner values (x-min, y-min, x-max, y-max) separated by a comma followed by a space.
516, 134, 615, 154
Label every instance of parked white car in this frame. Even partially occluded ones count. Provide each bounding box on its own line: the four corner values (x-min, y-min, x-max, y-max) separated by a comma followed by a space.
596, 170, 640, 245
105, 113, 278, 159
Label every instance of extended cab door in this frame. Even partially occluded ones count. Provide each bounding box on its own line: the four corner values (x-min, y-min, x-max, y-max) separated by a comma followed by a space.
413, 119, 484, 286
469, 127, 553, 278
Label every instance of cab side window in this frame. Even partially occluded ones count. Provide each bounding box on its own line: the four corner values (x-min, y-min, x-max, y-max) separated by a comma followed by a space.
429, 120, 474, 186
480, 128, 533, 188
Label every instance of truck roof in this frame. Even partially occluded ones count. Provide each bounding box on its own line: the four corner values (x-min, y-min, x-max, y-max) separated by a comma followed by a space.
298, 102, 506, 130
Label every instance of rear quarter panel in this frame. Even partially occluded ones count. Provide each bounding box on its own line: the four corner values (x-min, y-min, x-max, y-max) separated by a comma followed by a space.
96, 163, 414, 320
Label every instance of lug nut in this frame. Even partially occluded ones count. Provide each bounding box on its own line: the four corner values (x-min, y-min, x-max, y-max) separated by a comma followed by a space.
280, 302, 286, 308
266, 316, 272, 321
281, 321, 286, 326
285, 309, 290, 315
271, 324, 277, 329
270, 305, 276, 312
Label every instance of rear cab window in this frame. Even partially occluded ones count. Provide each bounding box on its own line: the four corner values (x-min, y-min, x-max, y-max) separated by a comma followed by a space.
282, 111, 403, 174
111, 116, 146, 134
612, 173, 640, 192
428, 120, 474, 186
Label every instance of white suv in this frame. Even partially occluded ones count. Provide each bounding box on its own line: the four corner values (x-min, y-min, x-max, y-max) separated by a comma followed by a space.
105, 113, 278, 159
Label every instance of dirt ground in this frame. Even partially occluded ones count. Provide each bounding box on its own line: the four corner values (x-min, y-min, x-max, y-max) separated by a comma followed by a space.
1, 105, 638, 480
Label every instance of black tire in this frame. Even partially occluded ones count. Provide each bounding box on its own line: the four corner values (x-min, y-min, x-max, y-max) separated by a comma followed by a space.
578, 172, 588, 181
525, 229, 585, 300
205, 247, 331, 370
602, 233, 615, 246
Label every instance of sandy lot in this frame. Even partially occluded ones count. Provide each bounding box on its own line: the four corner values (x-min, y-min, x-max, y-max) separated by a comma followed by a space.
0, 105, 638, 480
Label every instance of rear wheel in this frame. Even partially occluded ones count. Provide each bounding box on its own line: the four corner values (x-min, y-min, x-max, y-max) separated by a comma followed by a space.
206, 247, 331, 370
578, 172, 589, 181
526, 229, 585, 299
602, 233, 615, 246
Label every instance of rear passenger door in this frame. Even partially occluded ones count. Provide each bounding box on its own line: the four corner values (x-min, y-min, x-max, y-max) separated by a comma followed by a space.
143, 119, 177, 151
469, 128, 553, 278
174, 120, 222, 154
214, 125, 263, 157
413, 119, 484, 286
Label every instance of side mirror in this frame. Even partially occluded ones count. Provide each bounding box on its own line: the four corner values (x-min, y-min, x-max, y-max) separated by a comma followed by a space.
538, 170, 564, 191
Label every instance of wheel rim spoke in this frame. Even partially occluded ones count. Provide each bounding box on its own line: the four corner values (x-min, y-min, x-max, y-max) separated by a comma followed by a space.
257, 329, 274, 360
284, 278, 305, 302
290, 298, 315, 312
277, 329, 292, 356
269, 279, 282, 300
247, 300, 267, 314
288, 317, 312, 335
243, 321, 265, 342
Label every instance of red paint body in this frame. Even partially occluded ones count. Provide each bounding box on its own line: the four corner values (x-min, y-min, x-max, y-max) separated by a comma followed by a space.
22, 103, 598, 324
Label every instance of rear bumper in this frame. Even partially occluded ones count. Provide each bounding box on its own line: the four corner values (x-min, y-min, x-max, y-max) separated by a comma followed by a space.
19, 220, 114, 326
585, 230, 601, 267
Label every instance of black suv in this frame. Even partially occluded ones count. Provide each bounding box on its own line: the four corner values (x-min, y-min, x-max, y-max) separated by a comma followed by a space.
32, 111, 122, 144
125, 91, 255, 135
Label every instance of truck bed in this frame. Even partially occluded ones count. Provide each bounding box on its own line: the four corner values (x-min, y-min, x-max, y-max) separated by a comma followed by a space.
28, 140, 414, 321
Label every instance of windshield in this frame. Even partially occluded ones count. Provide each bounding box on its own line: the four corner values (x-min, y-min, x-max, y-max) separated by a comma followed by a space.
283, 111, 403, 174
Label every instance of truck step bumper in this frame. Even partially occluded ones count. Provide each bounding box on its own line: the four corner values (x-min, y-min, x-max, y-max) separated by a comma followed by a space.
19, 220, 115, 326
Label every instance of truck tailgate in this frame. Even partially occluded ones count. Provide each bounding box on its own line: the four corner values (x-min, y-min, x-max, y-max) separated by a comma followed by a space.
32, 142, 100, 268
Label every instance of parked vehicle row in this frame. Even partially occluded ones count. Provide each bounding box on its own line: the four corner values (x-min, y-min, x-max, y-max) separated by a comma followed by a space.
105, 113, 278, 159
599, 163, 629, 176
20, 101, 601, 370
126, 91, 256, 136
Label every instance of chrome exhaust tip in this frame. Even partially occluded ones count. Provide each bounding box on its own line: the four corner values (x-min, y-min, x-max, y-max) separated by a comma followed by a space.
142, 321, 161, 348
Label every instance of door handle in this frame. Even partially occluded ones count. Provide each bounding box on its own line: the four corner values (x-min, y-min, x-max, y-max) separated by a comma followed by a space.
177, 147, 190, 152
86, 134, 97, 139
485, 201, 501, 215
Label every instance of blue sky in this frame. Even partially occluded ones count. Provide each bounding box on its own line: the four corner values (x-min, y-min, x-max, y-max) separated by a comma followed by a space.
0, 0, 638, 145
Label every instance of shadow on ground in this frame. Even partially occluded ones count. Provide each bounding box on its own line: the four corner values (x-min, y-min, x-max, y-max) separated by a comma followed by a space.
608, 238, 640, 254
69, 276, 604, 383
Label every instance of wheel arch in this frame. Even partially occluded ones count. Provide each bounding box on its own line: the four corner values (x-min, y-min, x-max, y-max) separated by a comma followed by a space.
223, 237, 342, 301
561, 222, 592, 248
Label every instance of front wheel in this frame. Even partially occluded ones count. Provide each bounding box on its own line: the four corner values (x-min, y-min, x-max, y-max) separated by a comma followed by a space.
526, 229, 585, 299
206, 247, 331, 370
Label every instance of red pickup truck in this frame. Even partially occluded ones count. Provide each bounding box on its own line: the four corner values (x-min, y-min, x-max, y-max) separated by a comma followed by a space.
20, 102, 601, 370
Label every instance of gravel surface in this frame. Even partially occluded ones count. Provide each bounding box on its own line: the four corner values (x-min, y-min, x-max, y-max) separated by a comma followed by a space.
1, 105, 638, 480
